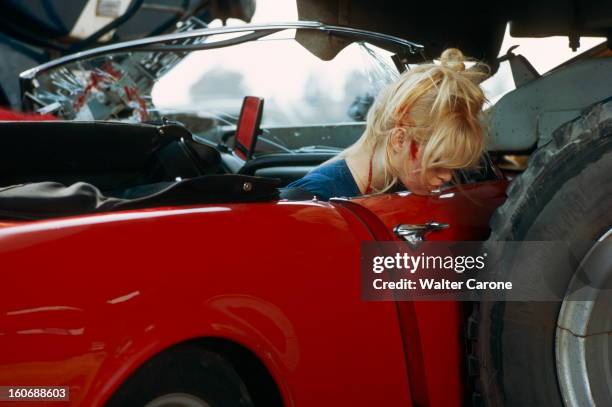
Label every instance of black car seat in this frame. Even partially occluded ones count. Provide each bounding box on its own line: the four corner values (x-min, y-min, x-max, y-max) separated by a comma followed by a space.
0, 120, 221, 192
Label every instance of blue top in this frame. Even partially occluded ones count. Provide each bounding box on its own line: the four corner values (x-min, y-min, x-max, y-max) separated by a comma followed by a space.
286, 159, 361, 201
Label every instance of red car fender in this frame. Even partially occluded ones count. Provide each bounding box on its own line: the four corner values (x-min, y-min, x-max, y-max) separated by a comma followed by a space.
349, 180, 509, 407
0, 201, 412, 407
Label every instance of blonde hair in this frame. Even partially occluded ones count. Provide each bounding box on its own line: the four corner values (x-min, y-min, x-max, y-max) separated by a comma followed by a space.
340, 48, 489, 192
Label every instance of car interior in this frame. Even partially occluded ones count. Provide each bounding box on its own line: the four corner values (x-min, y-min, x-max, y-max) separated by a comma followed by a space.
0, 95, 503, 211
0, 120, 219, 193
0, 117, 279, 220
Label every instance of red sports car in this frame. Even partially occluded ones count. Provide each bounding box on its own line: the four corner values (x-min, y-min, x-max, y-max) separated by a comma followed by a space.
6, 13, 610, 406
0, 21, 511, 406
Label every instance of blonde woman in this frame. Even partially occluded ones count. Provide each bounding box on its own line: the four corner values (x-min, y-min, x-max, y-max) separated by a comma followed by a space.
287, 48, 488, 200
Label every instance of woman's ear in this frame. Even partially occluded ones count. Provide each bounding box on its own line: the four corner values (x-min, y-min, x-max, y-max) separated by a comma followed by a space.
390, 128, 407, 154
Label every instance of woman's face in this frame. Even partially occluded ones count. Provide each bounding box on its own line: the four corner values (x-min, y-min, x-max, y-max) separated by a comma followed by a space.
392, 135, 453, 195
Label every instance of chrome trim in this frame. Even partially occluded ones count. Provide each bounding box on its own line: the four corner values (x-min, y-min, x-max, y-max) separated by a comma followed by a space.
394, 221, 449, 248
20, 21, 423, 80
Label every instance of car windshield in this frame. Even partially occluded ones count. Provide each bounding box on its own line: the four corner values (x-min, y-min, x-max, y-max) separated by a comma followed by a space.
24, 25, 403, 156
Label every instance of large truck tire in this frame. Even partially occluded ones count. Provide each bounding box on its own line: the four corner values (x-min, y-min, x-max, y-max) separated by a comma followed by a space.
470, 98, 612, 406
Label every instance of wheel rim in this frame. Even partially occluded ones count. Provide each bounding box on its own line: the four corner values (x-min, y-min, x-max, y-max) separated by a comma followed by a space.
144, 393, 211, 407
556, 228, 612, 407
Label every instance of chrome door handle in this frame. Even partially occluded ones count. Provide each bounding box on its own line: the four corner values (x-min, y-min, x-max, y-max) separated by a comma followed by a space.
394, 221, 449, 248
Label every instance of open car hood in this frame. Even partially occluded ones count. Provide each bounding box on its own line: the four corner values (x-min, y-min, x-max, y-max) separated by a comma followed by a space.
297, 0, 612, 67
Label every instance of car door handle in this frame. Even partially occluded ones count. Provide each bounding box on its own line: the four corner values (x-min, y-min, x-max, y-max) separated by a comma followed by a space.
394, 221, 449, 247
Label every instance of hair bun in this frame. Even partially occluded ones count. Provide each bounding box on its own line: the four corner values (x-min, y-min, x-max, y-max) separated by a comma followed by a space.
440, 48, 465, 71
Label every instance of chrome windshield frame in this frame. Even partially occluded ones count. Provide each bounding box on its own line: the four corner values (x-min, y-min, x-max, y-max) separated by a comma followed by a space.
20, 21, 423, 80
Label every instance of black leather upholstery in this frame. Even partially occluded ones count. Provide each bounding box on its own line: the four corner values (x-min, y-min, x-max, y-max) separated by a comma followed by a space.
0, 120, 221, 190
